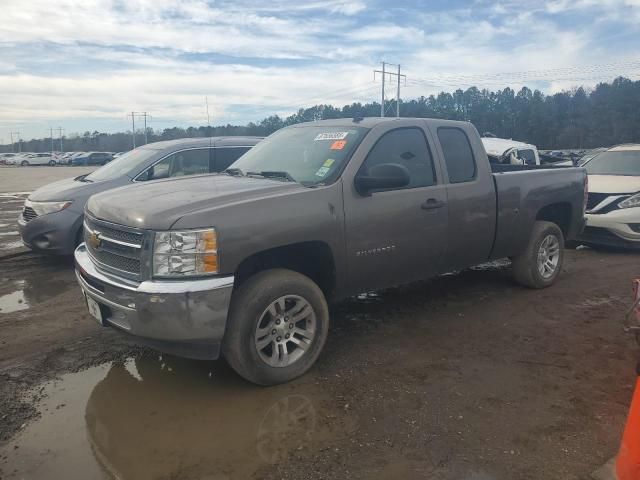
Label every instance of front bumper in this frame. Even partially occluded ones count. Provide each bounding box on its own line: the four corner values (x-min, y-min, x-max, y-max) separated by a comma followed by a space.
74, 244, 234, 360
576, 209, 640, 249
18, 208, 83, 255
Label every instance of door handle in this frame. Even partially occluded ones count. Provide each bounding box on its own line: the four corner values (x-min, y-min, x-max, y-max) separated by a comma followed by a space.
421, 198, 445, 210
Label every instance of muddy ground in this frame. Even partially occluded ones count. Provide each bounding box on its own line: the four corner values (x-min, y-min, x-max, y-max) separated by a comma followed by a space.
1, 171, 639, 480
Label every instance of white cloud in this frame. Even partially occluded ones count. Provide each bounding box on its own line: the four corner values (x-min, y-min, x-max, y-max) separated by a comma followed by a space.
0, 0, 638, 140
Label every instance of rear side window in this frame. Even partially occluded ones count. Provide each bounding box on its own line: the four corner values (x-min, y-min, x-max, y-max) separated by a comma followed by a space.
437, 127, 476, 183
360, 128, 436, 191
214, 147, 251, 171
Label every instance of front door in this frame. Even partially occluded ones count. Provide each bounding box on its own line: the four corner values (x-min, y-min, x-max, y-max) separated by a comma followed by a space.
343, 126, 448, 293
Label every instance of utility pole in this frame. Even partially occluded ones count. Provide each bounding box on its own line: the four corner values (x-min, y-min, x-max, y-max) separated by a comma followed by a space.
139, 112, 150, 145
205, 97, 211, 126
10, 132, 20, 153
49, 127, 54, 155
128, 111, 151, 147
374, 62, 406, 118
56, 127, 64, 152
129, 112, 136, 149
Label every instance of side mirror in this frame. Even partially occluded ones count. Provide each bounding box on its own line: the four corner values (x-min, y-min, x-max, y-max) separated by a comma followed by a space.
355, 163, 410, 196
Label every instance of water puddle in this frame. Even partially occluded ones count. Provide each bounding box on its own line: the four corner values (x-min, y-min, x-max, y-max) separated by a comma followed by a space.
0, 240, 23, 251
0, 356, 354, 480
0, 281, 29, 313
0, 273, 76, 314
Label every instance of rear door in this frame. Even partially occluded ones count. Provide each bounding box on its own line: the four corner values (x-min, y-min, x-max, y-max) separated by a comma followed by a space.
431, 124, 496, 270
343, 124, 448, 292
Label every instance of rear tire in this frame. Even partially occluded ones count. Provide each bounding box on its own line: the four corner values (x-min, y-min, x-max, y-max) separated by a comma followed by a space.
512, 221, 564, 289
223, 269, 329, 386
21, 160, 29, 166
48, 160, 56, 166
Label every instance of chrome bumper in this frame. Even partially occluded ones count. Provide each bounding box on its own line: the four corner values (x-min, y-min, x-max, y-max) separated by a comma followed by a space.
74, 243, 234, 359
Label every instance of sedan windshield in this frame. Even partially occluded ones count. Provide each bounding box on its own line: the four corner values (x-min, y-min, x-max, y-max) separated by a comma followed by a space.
584, 150, 640, 176
229, 125, 368, 186
86, 148, 157, 181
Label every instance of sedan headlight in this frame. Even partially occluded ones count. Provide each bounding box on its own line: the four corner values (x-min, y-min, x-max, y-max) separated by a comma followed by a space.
153, 228, 218, 277
26, 199, 73, 216
619, 193, 640, 209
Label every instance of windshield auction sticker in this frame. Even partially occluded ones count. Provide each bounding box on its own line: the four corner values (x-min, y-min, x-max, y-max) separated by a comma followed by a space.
330, 140, 347, 150
314, 132, 348, 141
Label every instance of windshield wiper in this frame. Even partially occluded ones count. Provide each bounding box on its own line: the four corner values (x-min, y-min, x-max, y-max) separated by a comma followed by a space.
75, 174, 93, 182
246, 170, 296, 182
222, 168, 244, 176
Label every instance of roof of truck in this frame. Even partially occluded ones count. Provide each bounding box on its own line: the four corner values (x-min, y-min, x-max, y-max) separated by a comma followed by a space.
287, 117, 473, 129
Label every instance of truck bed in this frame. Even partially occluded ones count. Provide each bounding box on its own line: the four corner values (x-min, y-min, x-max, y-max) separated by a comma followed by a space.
489, 165, 586, 259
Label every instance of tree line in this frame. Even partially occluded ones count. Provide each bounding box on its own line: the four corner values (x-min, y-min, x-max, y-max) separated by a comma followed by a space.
3, 76, 639, 154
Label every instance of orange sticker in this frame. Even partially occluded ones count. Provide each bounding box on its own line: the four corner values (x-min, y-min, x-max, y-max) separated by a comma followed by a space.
330, 140, 347, 150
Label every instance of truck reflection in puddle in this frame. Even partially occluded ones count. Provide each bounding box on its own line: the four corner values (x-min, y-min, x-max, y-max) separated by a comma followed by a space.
2, 355, 352, 480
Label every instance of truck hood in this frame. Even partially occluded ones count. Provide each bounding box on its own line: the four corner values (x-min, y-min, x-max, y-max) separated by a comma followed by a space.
588, 174, 640, 194
86, 174, 305, 230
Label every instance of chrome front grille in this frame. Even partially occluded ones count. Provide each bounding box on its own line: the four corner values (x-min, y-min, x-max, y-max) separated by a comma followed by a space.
22, 206, 37, 222
84, 216, 144, 278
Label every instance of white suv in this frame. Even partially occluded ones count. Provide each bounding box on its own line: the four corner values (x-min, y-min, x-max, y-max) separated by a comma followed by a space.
578, 144, 640, 249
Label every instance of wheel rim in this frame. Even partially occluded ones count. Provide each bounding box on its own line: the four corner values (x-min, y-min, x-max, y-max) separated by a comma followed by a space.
254, 295, 316, 368
537, 234, 560, 279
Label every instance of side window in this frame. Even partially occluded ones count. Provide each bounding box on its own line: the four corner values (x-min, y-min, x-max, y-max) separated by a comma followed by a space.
141, 149, 210, 181
359, 128, 436, 191
518, 149, 536, 165
437, 127, 477, 183
214, 147, 251, 171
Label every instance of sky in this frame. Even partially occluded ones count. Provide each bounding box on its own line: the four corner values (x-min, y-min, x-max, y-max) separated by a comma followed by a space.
0, 0, 639, 142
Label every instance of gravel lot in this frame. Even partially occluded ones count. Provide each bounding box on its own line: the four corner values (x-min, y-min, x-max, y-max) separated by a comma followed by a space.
0, 167, 638, 480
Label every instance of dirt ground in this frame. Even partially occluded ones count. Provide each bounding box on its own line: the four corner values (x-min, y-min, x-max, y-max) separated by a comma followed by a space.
0, 169, 639, 480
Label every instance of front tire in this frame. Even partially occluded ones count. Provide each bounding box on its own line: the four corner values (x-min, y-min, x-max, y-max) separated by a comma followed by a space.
223, 269, 329, 386
21, 160, 29, 166
512, 221, 564, 289
48, 160, 56, 166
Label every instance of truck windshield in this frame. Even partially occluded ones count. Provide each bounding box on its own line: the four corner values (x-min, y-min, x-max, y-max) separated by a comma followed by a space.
584, 150, 640, 176
229, 125, 368, 186
85, 148, 157, 181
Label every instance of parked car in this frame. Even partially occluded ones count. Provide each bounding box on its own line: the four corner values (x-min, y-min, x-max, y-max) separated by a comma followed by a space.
0, 153, 21, 165
74, 117, 587, 385
575, 144, 640, 249
19, 136, 261, 255
71, 152, 114, 166
482, 137, 540, 165
15, 153, 57, 166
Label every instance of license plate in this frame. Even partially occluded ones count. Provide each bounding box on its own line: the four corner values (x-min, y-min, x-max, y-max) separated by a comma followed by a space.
86, 295, 103, 324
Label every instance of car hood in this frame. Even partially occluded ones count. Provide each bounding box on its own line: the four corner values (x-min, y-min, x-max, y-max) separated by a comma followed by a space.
28, 176, 117, 202
86, 174, 305, 230
588, 175, 640, 194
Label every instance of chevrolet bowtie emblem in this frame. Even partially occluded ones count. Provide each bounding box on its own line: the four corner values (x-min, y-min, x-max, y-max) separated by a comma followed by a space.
89, 231, 102, 249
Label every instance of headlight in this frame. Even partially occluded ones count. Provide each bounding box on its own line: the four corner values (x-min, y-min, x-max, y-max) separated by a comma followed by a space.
153, 228, 218, 277
26, 199, 73, 216
619, 193, 640, 209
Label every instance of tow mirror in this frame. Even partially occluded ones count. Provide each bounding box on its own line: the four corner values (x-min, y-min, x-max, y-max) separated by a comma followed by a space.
355, 163, 410, 196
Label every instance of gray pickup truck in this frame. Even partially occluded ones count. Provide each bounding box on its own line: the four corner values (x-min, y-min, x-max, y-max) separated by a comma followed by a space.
75, 118, 587, 385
